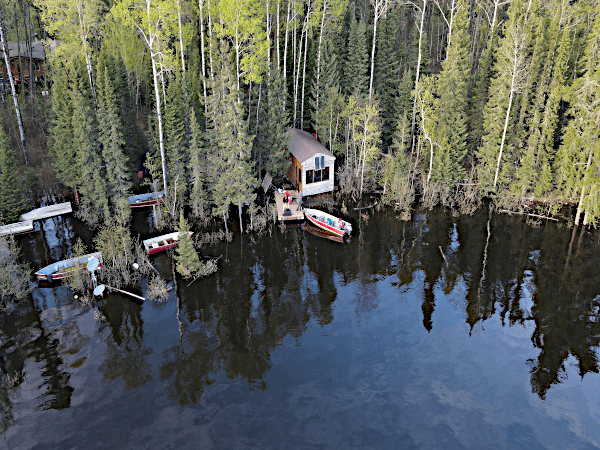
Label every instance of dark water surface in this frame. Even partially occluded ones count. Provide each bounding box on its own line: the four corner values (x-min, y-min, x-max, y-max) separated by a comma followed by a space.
2, 206, 600, 449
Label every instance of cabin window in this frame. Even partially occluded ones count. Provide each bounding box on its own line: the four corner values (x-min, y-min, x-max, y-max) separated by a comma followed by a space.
315, 156, 320, 170
305, 163, 329, 185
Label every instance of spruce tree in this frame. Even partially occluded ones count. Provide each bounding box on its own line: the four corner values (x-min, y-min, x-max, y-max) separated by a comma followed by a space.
48, 63, 79, 191
175, 212, 202, 278
374, 10, 400, 151
97, 65, 132, 216
189, 108, 209, 220
256, 68, 290, 180
71, 80, 110, 226
430, 0, 470, 190
210, 47, 257, 233
344, 14, 369, 96
0, 127, 26, 222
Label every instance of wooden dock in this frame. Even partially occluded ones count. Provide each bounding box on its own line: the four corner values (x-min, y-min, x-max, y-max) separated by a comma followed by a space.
0, 220, 34, 237
275, 190, 304, 222
20, 202, 72, 221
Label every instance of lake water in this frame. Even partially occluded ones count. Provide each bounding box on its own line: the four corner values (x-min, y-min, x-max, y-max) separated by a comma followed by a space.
2, 205, 600, 449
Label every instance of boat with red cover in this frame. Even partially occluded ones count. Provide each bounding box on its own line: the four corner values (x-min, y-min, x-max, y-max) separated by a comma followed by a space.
303, 208, 352, 237
143, 231, 193, 255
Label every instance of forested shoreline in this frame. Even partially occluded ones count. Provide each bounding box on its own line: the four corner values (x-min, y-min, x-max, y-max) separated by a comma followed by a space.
1, 0, 600, 231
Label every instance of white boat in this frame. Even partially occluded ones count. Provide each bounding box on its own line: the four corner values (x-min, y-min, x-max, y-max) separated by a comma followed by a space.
128, 191, 165, 208
304, 208, 352, 237
143, 231, 193, 255
35, 252, 102, 282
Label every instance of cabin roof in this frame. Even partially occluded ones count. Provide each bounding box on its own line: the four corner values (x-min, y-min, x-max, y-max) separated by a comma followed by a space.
284, 128, 334, 164
6, 40, 55, 61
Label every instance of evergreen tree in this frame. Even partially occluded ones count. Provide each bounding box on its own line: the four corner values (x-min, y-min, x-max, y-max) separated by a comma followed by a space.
429, 0, 470, 190
344, 14, 369, 96
210, 47, 257, 233
97, 65, 132, 221
71, 80, 110, 227
48, 63, 79, 190
255, 68, 290, 180
189, 108, 209, 220
164, 76, 189, 209
374, 10, 400, 151
0, 127, 26, 222
175, 212, 202, 278
476, 0, 532, 192
554, 13, 600, 226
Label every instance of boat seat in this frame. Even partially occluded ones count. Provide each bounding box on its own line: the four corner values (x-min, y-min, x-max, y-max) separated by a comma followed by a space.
152, 242, 159, 248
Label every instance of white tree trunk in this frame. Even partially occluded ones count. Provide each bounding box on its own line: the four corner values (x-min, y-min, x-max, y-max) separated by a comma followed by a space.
314, 0, 328, 122
0, 16, 28, 164
410, 0, 427, 151
199, 0, 208, 113
177, 0, 186, 72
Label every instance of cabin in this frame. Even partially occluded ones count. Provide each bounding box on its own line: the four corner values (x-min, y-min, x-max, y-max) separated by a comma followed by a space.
284, 128, 335, 197
1, 40, 52, 94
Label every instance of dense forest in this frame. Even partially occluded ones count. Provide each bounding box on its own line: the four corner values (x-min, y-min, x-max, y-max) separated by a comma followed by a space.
1, 0, 600, 231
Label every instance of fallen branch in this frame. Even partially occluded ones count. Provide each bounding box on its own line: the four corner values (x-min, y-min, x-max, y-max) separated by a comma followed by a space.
439, 246, 448, 267
187, 256, 222, 287
106, 285, 145, 301
498, 210, 559, 221
354, 202, 378, 211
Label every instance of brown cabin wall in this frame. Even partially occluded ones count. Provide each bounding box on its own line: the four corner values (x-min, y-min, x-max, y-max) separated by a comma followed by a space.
287, 155, 303, 191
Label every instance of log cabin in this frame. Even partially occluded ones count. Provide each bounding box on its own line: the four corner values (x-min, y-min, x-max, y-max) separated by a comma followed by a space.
284, 128, 335, 197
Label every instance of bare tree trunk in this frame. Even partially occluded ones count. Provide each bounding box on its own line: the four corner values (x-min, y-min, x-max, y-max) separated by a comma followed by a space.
199, 0, 208, 114
75, 2, 97, 106
0, 15, 28, 165
238, 198, 244, 233
207, 0, 215, 81
276, 0, 281, 70
300, 21, 309, 129
14, 4, 24, 102
314, 0, 328, 122
411, 0, 427, 151
293, 22, 304, 126
177, 0, 186, 72
368, 0, 387, 101
283, 1, 291, 111
27, 3, 34, 118
574, 149, 593, 227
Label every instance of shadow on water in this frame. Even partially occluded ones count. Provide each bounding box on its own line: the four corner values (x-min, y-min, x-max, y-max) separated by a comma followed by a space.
2, 203, 600, 443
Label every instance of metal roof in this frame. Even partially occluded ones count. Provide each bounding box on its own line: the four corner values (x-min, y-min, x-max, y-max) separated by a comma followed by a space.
6, 40, 50, 61
284, 128, 334, 164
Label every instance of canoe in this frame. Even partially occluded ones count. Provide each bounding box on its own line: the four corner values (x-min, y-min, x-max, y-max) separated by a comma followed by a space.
0, 220, 34, 237
35, 252, 102, 282
128, 191, 165, 208
143, 231, 193, 255
303, 208, 352, 237
304, 223, 345, 243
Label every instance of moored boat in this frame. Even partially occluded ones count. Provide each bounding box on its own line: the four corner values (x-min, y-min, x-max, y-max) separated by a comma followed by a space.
304, 223, 345, 243
128, 191, 165, 208
143, 231, 193, 255
303, 208, 352, 237
35, 252, 102, 282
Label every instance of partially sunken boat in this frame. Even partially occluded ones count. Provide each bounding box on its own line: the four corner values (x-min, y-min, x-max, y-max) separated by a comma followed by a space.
128, 191, 165, 208
304, 208, 352, 237
0, 220, 34, 237
143, 231, 193, 255
34, 252, 102, 282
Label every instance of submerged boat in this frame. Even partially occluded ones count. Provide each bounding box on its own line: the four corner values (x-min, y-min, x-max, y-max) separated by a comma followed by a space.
304, 223, 346, 243
35, 252, 102, 282
128, 191, 165, 208
304, 208, 352, 237
143, 231, 193, 255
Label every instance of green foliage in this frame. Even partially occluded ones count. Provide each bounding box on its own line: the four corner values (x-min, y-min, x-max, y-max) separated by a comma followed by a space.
255, 69, 290, 180
175, 212, 201, 278
0, 127, 26, 222
344, 13, 369, 97
0, 237, 30, 306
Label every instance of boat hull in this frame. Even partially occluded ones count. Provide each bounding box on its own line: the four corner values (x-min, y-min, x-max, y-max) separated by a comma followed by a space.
34, 252, 102, 282
304, 223, 345, 243
143, 231, 193, 255
148, 241, 181, 255
304, 209, 349, 237
129, 199, 164, 208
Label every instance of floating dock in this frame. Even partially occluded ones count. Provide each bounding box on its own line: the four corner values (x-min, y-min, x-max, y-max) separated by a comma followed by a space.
0, 220, 34, 237
275, 190, 304, 222
20, 202, 72, 221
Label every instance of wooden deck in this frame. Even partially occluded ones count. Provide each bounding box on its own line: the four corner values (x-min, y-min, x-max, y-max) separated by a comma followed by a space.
20, 202, 72, 221
0, 220, 34, 237
275, 190, 304, 222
